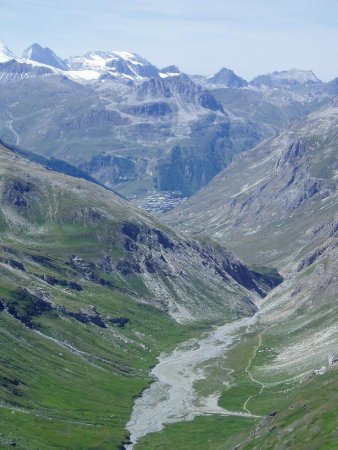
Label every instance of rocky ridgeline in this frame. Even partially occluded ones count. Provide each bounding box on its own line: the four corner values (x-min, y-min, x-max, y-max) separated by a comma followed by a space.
0, 289, 129, 330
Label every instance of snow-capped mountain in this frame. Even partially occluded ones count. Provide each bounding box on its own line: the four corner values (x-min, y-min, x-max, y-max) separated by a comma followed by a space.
67, 50, 160, 81
251, 68, 321, 87
22, 43, 68, 70
0, 40, 61, 81
160, 65, 181, 78
0, 40, 15, 62
0, 41, 185, 85
0, 59, 54, 81
2, 40, 322, 91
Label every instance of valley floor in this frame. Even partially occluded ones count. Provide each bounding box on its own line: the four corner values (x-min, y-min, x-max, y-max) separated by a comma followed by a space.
130, 316, 338, 450
127, 316, 259, 449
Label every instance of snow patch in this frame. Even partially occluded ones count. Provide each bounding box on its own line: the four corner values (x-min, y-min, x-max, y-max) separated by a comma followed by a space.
0, 40, 15, 62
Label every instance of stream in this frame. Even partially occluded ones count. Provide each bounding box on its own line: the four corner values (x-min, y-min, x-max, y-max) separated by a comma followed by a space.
126, 315, 258, 449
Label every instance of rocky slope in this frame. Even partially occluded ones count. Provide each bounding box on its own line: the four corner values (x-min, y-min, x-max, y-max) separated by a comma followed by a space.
167, 99, 338, 267
1, 42, 337, 448
194, 67, 248, 89
124, 217, 338, 450
194, 68, 334, 162
225, 218, 338, 450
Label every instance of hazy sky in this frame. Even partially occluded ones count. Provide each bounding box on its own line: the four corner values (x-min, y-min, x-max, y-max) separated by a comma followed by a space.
2, 0, 338, 81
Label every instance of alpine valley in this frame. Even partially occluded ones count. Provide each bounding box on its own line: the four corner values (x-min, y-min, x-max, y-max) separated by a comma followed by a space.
0, 39, 337, 450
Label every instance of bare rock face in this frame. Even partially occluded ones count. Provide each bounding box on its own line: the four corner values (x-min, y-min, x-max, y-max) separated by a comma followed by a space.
2, 179, 33, 208
328, 353, 338, 367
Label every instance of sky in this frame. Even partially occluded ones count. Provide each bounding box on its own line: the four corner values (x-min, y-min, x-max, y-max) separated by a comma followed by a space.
2, 0, 338, 81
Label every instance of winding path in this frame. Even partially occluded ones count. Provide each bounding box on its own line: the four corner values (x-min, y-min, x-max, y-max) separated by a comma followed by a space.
6, 117, 20, 145
242, 328, 266, 414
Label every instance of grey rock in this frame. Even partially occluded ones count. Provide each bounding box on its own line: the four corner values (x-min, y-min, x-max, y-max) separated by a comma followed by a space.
208, 67, 248, 88
22, 43, 68, 70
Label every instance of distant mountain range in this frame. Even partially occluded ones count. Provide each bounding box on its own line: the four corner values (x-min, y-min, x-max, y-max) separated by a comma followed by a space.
0, 40, 325, 87
0, 41, 182, 82
0, 39, 337, 203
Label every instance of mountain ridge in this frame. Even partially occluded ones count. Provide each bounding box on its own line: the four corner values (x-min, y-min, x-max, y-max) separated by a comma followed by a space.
0, 38, 337, 204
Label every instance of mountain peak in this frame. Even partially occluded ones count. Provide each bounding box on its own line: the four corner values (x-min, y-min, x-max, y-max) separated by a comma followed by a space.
161, 65, 180, 74
0, 40, 15, 62
22, 43, 68, 70
207, 67, 248, 88
251, 68, 321, 87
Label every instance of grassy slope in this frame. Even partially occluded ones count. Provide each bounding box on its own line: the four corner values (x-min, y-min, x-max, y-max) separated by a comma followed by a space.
1, 133, 335, 449
0, 138, 275, 448
0, 244, 207, 449
0, 144, 216, 449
